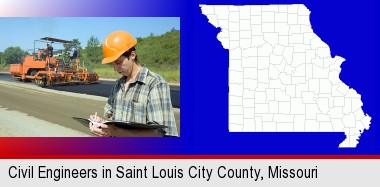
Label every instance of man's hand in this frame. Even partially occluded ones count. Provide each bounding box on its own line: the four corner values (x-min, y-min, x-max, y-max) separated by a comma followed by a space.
88, 115, 112, 137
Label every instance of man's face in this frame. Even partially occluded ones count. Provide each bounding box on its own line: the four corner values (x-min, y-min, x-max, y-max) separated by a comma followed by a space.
111, 54, 134, 77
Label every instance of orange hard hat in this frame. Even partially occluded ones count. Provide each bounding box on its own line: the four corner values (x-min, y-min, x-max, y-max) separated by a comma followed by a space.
101, 30, 137, 64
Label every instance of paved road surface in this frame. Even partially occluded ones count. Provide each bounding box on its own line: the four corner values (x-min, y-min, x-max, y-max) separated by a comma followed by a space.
0, 77, 180, 136
0, 72, 180, 108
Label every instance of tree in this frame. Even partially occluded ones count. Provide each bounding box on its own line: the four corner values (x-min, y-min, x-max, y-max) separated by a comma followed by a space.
170, 27, 178, 32
0, 52, 4, 69
2, 47, 28, 65
63, 39, 81, 51
87, 35, 100, 47
58, 39, 81, 63
84, 35, 102, 65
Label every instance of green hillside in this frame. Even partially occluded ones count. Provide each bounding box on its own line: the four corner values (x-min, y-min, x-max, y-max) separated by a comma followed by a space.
137, 30, 180, 69
93, 30, 180, 83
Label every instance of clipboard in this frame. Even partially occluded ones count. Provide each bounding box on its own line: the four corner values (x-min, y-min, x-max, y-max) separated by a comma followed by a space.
72, 117, 167, 129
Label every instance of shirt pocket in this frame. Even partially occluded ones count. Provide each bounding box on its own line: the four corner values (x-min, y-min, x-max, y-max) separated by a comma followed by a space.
125, 100, 147, 124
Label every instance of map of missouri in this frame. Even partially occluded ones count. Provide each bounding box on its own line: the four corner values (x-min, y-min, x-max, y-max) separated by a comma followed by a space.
200, 4, 371, 147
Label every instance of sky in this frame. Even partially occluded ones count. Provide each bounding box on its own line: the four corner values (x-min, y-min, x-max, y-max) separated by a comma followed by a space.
0, 17, 180, 52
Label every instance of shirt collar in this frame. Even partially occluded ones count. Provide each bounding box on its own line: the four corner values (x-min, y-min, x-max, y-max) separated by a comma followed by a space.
134, 65, 148, 84
117, 65, 148, 85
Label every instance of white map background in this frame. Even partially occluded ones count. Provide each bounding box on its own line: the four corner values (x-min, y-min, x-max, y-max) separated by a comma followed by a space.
200, 4, 371, 148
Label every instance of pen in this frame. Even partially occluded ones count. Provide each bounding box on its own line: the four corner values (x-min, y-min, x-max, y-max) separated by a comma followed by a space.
93, 112, 101, 128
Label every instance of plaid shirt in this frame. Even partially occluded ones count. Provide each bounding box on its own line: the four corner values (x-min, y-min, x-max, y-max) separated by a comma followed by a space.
104, 65, 178, 136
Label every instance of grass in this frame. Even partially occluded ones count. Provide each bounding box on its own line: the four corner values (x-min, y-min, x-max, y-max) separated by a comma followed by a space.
149, 66, 180, 84
91, 66, 119, 78
92, 65, 180, 84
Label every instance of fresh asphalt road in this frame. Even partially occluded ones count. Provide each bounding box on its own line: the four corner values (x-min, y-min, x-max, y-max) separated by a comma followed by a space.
0, 72, 180, 108
0, 72, 180, 136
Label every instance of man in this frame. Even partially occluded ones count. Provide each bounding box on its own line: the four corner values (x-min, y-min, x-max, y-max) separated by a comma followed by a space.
44, 44, 53, 57
37, 49, 43, 60
69, 46, 78, 60
89, 30, 178, 137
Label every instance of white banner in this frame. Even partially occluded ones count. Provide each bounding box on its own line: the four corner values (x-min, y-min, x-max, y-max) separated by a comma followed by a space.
0, 159, 378, 186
